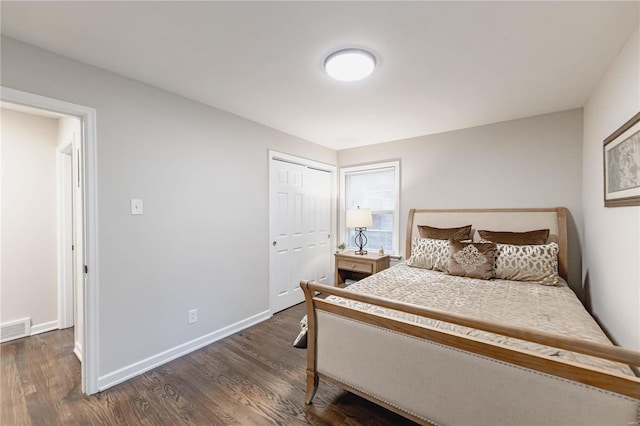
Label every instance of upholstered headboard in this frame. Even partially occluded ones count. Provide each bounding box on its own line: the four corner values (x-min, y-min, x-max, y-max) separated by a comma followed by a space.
406, 208, 568, 280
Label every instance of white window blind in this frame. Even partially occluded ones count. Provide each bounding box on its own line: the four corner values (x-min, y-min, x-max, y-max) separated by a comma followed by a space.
340, 161, 400, 254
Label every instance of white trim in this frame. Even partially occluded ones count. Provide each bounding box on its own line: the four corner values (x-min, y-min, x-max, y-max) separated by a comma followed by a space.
97, 310, 272, 391
1, 86, 100, 395
74, 341, 83, 361
57, 144, 74, 329
83, 99, 99, 395
270, 150, 336, 172
31, 320, 59, 335
339, 160, 400, 255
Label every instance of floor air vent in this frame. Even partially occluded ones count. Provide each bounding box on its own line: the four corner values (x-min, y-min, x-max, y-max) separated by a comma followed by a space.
1, 318, 31, 343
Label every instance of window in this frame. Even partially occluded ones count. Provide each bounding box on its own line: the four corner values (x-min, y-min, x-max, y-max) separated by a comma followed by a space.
340, 161, 400, 254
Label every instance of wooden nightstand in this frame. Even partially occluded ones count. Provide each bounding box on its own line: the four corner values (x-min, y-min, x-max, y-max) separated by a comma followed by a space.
334, 252, 390, 287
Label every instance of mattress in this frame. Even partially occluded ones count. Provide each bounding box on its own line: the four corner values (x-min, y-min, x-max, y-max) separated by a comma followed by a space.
326, 262, 635, 377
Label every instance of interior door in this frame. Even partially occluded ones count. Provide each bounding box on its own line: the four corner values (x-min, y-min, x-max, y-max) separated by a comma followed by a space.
305, 168, 331, 286
269, 158, 332, 313
72, 129, 84, 362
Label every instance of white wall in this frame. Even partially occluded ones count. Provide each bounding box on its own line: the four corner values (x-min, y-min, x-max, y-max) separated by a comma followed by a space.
1, 36, 336, 381
338, 109, 584, 296
1, 108, 59, 328
582, 28, 639, 350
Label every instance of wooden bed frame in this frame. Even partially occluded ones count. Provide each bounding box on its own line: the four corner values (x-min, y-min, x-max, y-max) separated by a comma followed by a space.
301, 208, 640, 425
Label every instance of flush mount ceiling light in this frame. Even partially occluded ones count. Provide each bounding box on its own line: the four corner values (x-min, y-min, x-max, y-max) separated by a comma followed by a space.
324, 48, 376, 82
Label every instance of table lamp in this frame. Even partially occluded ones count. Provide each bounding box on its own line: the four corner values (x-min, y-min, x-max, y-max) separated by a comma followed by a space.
346, 206, 373, 255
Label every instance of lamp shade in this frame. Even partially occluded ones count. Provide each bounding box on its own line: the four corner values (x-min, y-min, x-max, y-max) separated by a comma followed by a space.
346, 207, 373, 228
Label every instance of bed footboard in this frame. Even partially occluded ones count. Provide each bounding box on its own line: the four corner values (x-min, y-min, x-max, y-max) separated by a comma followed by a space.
301, 281, 640, 426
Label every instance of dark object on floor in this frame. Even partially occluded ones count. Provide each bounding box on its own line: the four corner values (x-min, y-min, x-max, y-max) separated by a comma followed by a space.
293, 314, 308, 348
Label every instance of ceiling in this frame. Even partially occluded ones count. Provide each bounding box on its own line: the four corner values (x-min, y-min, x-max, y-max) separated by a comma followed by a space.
1, 1, 638, 150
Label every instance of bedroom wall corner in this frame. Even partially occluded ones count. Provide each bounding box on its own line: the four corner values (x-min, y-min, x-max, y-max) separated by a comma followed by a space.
582, 27, 640, 351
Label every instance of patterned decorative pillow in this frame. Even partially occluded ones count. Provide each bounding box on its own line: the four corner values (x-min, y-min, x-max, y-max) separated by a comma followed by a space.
494, 242, 560, 285
418, 224, 472, 241
448, 240, 497, 280
407, 238, 449, 271
478, 229, 550, 245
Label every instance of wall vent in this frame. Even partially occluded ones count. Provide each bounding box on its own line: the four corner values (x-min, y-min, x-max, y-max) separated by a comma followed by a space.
1, 318, 31, 343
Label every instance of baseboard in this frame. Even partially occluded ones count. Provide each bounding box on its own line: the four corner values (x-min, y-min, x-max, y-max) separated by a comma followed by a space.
97, 309, 272, 391
74, 341, 83, 362
31, 320, 59, 336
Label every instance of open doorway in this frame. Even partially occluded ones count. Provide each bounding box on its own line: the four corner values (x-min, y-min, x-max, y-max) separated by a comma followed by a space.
1, 104, 82, 352
0, 87, 98, 394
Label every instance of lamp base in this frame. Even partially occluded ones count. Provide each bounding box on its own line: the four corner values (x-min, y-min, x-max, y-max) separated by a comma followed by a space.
354, 227, 368, 255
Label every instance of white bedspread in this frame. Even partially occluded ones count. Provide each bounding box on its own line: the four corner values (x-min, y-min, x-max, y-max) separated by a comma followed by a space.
326, 262, 635, 377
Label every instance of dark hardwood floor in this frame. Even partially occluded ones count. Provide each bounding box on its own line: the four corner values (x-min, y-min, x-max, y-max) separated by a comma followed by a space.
1, 302, 416, 425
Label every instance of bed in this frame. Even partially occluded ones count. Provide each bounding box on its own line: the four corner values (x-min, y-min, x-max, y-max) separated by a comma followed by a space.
300, 208, 640, 425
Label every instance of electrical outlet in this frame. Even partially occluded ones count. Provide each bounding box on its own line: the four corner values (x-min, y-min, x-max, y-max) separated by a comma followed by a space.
188, 309, 197, 324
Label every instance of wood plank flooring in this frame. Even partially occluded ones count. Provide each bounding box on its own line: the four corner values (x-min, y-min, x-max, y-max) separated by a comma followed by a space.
1, 303, 416, 425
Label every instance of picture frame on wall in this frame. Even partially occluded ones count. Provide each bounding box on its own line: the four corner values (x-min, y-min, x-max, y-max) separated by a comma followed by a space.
603, 112, 640, 207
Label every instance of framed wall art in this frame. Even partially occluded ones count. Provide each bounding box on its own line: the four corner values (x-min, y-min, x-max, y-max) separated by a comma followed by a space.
603, 112, 640, 207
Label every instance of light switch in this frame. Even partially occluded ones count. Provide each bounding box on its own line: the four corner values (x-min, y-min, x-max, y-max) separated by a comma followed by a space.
131, 199, 143, 215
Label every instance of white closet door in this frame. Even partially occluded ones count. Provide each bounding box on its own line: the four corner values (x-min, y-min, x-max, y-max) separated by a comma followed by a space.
269, 159, 331, 313
307, 168, 330, 286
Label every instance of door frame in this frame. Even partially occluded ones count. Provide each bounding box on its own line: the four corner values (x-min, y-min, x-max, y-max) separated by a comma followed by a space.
57, 142, 74, 330
2, 86, 100, 395
267, 150, 337, 313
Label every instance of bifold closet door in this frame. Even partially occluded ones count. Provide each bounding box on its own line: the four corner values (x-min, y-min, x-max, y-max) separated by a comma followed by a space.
269, 159, 331, 313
